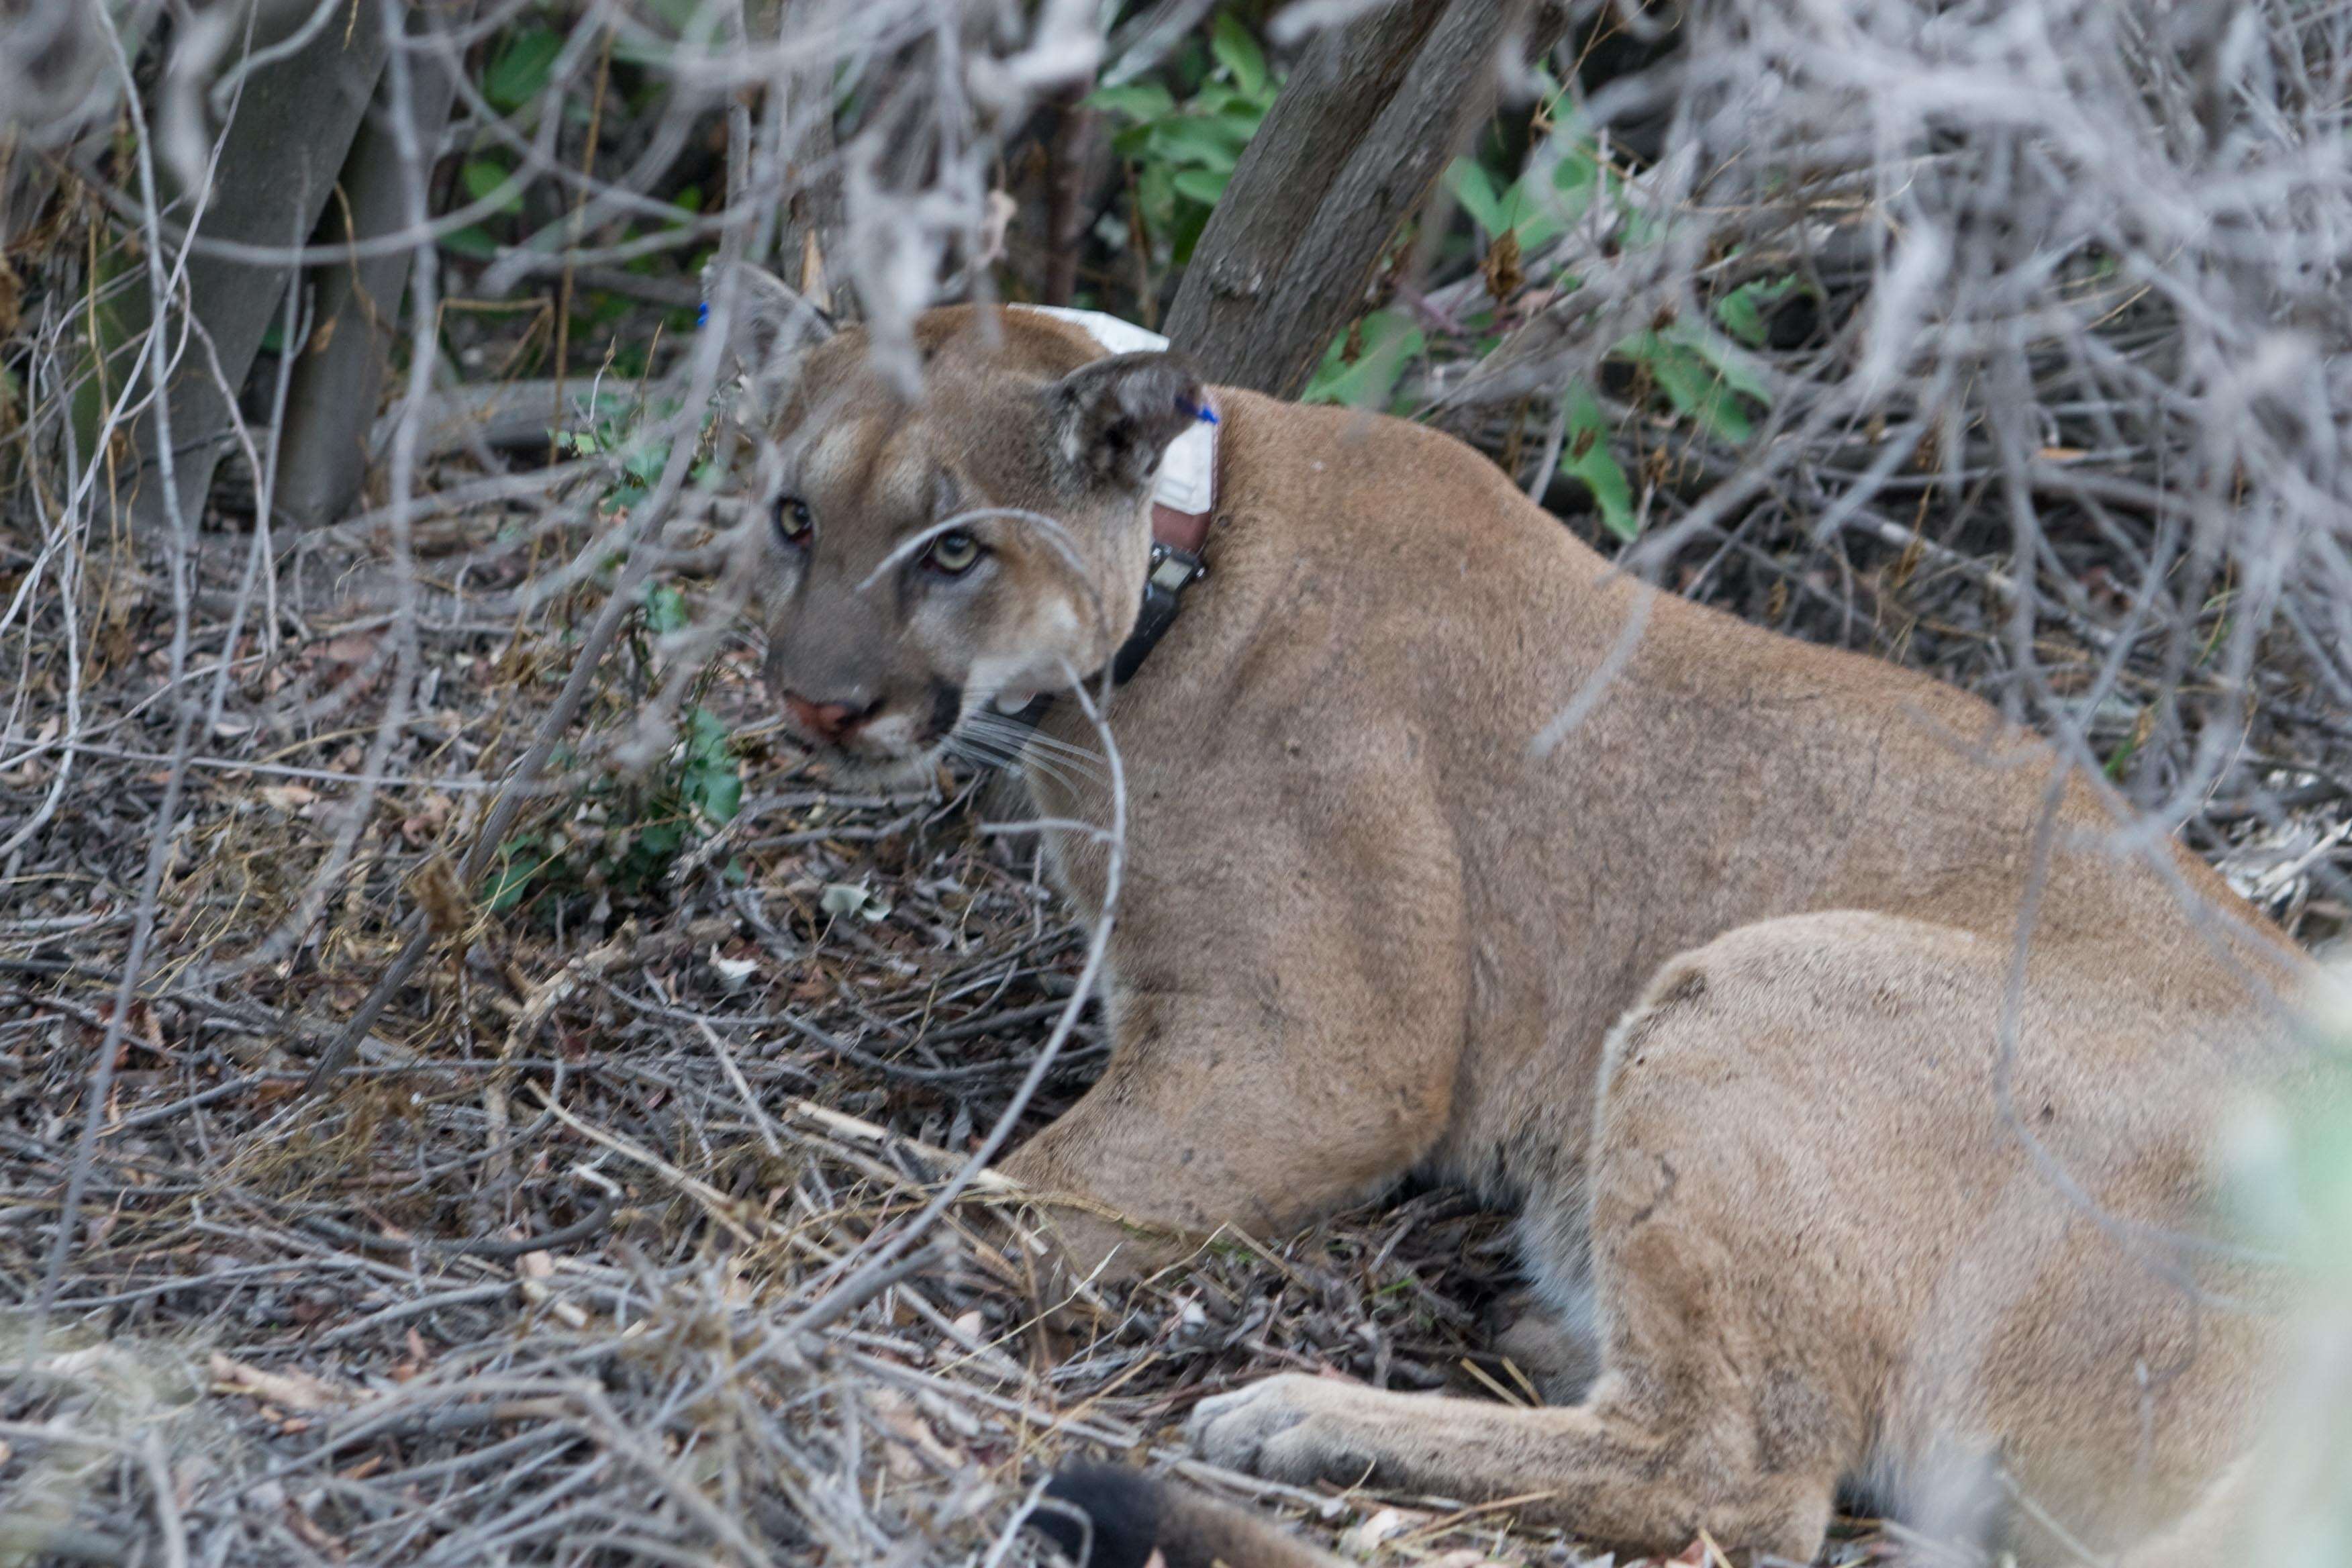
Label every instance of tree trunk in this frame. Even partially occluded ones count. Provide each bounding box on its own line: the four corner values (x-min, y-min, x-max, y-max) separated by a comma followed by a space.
270, 3, 476, 532
760, 0, 846, 312
111, 0, 389, 538
1165, 0, 1530, 398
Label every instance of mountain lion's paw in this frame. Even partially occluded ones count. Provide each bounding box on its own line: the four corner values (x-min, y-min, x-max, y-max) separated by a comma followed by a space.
1186, 1375, 1380, 1485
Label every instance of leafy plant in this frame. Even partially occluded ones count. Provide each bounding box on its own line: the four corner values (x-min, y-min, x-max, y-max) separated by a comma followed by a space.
1302, 308, 1424, 409
1559, 386, 1635, 540
1543, 320, 1770, 540
483, 23, 562, 114
1444, 135, 1602, 254
1447, 103, 1780, 538
481, 418, 742, 922
551, 396, 685, 496
1618, 322, 1770, 445
481, 697, 741, 918
1716, 276, 1800, 348
482, 585, 744, 920
1089, 12, 1280, 268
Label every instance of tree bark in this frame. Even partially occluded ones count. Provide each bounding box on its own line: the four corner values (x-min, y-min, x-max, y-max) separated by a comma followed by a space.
270, 3, 477, 532
762, 0, 845, 312
1164, 0, 1529, 398
112, 0, 389, 538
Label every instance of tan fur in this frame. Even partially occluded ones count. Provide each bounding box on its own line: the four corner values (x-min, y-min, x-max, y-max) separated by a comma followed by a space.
716, 275, 2308, 1566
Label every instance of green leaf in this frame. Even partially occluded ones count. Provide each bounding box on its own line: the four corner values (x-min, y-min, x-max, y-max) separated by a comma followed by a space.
1716, 289, 1767, 348
622, 434, 672, 487
487, 834, 557, 912
1447, 158, 1510, 237
1667, 320, 1771, 401
681, 707, 743, 826
699, 770, 742, 825
1149, 115, 1248, 170
1624, 330, 1758, 444
484, 24, 562, 113
643, 583, 690, 635
1189, 83, 1243, 119
1085, 81, 1175, 122
1497, 173, 1563, 246
1546, 141, 1600, 207
442, 225, 498, 259
1136, 162, 1176, 236
1302, 309, 1424, 409
1210, 13, 1268, 98
1171, 166, 1229, 205
1170, 199, 1212, 266
1560, 387, 1635, 540
1512, 211, 1565, 250
1713, 278, 1796, 349
685, 704, 728, 758
460, 158, 524, 215
1211, 102, 1266, 142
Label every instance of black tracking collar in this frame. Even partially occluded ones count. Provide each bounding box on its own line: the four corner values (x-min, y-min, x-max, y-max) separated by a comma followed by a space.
994, 540, 1206, 738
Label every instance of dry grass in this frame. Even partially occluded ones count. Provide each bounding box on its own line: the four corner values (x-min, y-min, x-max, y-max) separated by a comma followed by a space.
4, 0, 2351, 1563
0, 559, 1557, 1565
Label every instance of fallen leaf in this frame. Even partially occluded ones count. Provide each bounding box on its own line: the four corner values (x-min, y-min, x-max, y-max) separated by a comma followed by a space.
1344, 1506, 1423, 1551
709, 948, 760, 989
317, 633, 380, 669
260, 783, 318, 814
1482, 228, 1524, 301
821, 881, 891, 923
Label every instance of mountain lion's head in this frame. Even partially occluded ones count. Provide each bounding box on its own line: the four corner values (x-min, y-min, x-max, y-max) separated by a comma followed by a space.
704, 263, 1204, 785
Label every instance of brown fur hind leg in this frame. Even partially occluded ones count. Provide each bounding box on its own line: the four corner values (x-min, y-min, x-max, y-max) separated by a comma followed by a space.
1032, 1465, 1344, 1568
1189, 945, 1877, 1561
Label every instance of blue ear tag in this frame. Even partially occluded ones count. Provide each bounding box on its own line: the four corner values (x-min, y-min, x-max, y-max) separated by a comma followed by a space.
696, 301, 709, 328
1181, 399, 1218, 425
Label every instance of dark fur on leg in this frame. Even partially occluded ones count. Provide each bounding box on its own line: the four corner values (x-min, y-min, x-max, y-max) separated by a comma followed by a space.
1032, 1465, 1343, 1568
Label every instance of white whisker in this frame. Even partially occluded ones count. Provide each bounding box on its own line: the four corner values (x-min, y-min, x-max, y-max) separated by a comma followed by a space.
958, 718, 1111, 790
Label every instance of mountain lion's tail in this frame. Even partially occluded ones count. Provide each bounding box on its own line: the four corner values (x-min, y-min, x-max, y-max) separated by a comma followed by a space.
1032, 1465, 1345, 1568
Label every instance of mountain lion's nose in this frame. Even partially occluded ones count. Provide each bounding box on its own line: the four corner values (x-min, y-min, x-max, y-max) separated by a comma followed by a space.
783, 691, 883, 744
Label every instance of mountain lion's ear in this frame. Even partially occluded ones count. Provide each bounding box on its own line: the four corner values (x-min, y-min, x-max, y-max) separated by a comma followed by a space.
701, 259, 834, 421
1045, 351, 1206, 495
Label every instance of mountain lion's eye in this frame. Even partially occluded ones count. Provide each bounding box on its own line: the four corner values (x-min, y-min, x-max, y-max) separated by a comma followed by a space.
925, 530, 983, 575
773, 495, 813, 546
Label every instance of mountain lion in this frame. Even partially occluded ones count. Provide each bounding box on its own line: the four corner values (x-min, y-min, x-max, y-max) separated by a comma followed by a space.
703, 261, 2307, 1567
